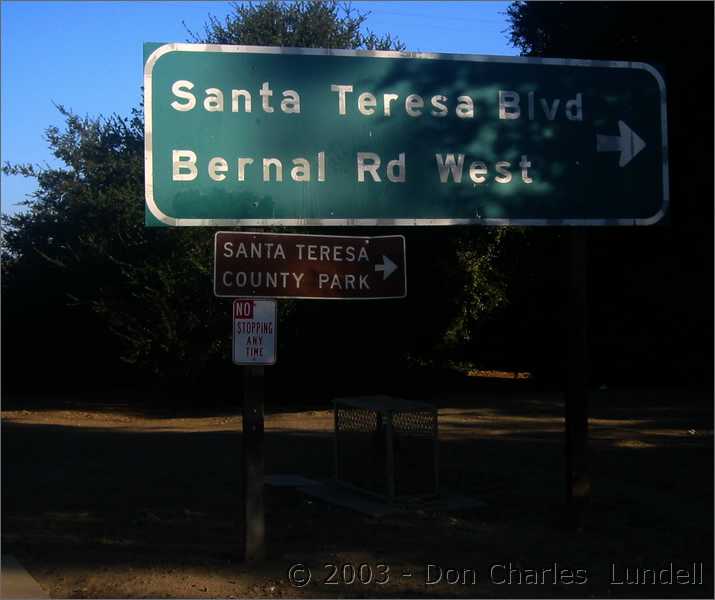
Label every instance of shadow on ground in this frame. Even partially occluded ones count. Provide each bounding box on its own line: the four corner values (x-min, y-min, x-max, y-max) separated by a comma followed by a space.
1, 384, 712, 598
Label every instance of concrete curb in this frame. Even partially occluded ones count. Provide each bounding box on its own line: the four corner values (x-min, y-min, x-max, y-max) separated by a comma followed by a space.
0, 555, 49, 599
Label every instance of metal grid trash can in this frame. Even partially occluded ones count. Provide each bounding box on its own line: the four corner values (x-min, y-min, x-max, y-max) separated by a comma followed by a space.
333, 395, 438, 502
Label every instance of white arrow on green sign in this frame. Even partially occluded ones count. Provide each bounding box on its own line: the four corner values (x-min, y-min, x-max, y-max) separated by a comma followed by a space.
144, 43, 668, 226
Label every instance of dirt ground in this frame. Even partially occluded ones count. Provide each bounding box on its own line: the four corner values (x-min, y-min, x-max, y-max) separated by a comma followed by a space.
2, 381, 713, 598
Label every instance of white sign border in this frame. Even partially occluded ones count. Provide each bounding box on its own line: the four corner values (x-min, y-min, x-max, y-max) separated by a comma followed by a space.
145, 43, 669, 227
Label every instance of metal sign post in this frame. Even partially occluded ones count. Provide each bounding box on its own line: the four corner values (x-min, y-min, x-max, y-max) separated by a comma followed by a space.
232, 298, 276, 561
565, 229, 590, 529
242, 365, 265, 562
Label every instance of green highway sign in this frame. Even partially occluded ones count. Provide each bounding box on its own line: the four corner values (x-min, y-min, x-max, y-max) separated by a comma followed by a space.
144, 43, 668, 226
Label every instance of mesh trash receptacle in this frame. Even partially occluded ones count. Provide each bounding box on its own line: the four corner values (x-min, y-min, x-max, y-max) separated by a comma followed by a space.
334, 395, 438, 502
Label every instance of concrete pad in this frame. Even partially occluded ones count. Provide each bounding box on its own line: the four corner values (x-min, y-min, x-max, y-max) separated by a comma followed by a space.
265, 474, 320, 487
299, 481, 486, 517
300, 482, 398, 517
265, 474, 486, 516
1, 555, 49, 599
427, 489, 487, 512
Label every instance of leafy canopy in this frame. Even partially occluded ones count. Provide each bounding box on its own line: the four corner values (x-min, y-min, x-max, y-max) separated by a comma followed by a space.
2, 1, 516, 392
186, 0, 405, 50
1, 1, 407, 391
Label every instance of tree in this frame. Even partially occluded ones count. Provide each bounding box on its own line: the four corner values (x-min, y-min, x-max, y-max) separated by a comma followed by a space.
1, 106, 217, 394
187, 0, 405, 50
1, 1, 410, 398
187, 3, 516, 381
502, 1, 714, 384
3, 1, 521, 400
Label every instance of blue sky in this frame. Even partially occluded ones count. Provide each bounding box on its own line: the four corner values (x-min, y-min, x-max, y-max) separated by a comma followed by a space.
1, 1, 517, 215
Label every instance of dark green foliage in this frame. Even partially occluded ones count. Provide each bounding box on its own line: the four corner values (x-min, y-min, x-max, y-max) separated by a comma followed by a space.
2, 1, 417, 398
2, 107, 220, 392
185, 0, 405, 50
8, 1, 704, 398
501, 1, 713, 385
2, 108, 146, 390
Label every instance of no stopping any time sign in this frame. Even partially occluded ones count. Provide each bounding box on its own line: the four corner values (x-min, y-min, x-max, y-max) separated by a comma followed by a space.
232, 299, 277, 365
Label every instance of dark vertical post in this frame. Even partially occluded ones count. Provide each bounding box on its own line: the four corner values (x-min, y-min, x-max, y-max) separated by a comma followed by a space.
385, 411, 395, 502
333, 400, 340, 482
565, 228, 590, 530
242, 365, 265, 562
432, 407, 439, 497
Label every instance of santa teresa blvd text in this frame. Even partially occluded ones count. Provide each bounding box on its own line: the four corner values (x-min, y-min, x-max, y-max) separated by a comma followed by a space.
169, 81, 584, 185
221, 240, 372, 292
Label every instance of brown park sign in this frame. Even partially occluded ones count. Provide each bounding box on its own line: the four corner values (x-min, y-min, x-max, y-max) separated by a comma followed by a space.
214, 232, 406, 299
